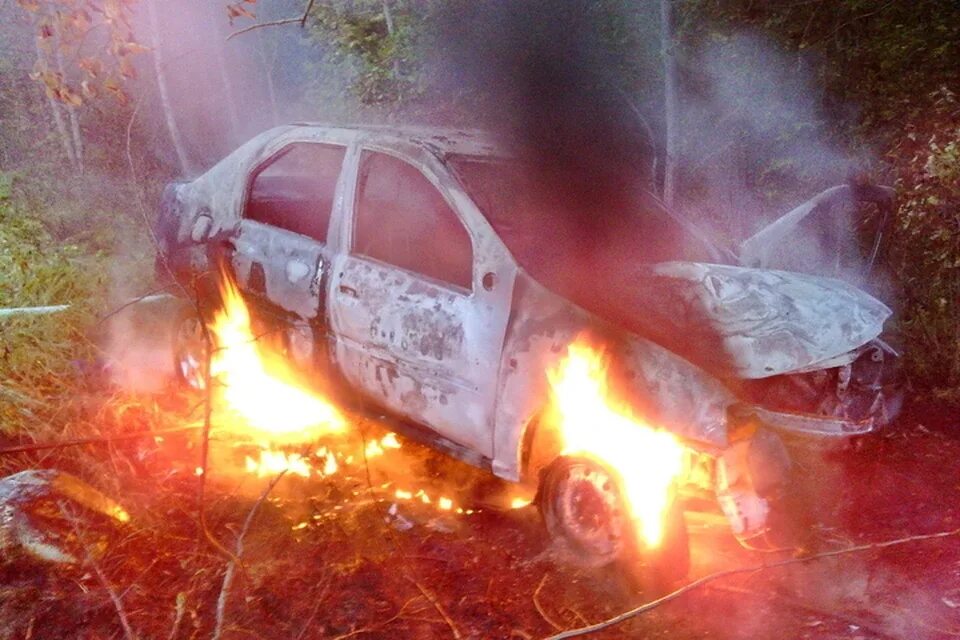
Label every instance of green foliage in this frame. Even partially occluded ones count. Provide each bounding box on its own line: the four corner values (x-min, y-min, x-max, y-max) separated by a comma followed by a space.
885, 89, 960, 403
0, 178, 109, 434
676, 1, 960, 401
684, 0, 960, 144
0, 0, 956, 408
309, 0, 423, 105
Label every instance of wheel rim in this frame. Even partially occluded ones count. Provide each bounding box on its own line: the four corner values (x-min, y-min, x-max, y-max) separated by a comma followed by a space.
174, 315, 208, 390
548, 459, 627, 562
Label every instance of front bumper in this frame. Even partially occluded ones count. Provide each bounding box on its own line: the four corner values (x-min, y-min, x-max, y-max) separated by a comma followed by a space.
735, 339, 900, 437
749, 405, 877, 436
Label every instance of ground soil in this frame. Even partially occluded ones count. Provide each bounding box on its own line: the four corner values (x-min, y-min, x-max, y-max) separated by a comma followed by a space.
1, 391, 958, 640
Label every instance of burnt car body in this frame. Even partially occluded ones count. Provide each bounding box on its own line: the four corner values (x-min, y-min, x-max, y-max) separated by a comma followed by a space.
155, 124, 898, 574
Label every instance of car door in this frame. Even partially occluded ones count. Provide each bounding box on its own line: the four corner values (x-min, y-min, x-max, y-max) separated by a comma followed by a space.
229, 142, 347, 323
328, 147, 515, 457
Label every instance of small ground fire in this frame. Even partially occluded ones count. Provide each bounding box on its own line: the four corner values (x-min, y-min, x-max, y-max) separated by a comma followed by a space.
210, 274, 345, 445
207, 273, 462, 516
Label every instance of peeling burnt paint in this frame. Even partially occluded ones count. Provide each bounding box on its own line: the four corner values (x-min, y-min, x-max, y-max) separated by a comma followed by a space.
399, 307, 465, 361
620, 261, 892, 380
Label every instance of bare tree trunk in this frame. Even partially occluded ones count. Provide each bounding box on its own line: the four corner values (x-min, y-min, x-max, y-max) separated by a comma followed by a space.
381, 0, 401, 79
146, 0, 192, 176
44, 93, 76, 168
256, 29, 280, 126
51, 22, 84, 173
33, 32, 77, 170
660, 0, 678, 208
65, 104, 84, 174
211, 3, 241, 142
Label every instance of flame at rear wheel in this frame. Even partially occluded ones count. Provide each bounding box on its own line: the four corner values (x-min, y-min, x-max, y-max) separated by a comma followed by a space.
172, 308, 209, 391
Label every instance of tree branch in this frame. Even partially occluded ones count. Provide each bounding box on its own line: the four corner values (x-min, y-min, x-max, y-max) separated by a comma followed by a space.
227, 0, 316, 41
61, 503, 137, 640
545, 526, 960, 639
533, 574, 564, 631
405, 576, 463, 640
167, 592, 186, 640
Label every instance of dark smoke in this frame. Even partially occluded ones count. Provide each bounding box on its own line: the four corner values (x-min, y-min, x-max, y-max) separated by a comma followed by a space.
435, 0, 656, 227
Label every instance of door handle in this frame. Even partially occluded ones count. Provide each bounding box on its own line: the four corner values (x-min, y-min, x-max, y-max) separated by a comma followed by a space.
338, 284, 359, 298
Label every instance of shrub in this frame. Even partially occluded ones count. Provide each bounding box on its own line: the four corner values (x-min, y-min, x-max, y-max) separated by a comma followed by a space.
885, 89, 960, 404
0, 175, 108, 435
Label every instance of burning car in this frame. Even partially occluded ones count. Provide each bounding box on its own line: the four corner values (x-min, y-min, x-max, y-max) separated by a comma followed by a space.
154, 124, 898, 581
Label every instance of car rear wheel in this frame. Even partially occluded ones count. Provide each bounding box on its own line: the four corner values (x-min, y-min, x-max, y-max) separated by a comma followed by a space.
537, 456, 690, 583
172, 308, 209, 391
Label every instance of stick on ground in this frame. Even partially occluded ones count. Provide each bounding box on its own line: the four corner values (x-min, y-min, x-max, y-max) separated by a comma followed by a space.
211, 470, 287, 640
61, 503, 138, 640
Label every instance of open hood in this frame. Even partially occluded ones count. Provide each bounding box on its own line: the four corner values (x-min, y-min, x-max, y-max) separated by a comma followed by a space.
621, 262, 892, 379
737, 183, 895, 273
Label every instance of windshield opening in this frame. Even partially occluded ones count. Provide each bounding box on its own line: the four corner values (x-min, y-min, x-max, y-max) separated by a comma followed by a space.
448, 155, 718, 278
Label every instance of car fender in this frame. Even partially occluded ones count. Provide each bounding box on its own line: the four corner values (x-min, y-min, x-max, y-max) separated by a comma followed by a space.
491, 273, 733, 483
490, 274, 592, 482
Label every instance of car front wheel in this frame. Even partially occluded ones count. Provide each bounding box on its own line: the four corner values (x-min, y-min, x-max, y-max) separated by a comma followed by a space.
537, 455, 690, 583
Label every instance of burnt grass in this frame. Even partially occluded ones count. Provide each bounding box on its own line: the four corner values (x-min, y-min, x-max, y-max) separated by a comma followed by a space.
1, 391, 959, 640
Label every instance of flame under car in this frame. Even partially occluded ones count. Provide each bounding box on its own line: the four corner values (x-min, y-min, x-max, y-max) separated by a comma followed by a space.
155, 124, 899, 581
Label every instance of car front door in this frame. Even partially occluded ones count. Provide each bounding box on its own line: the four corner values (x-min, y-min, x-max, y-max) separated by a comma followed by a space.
328, 147, 515, 457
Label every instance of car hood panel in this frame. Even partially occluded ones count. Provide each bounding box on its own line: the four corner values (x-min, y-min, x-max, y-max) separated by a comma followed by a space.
618, 262, 892, 379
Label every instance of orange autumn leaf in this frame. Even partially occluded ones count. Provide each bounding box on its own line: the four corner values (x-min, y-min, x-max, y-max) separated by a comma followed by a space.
55, 84, 83, 107
102, 0, 122, 23
71, 9, 92, 32
117, 40, 149, 56
119, 55, 137, 79
78, 57, 103, 78
226, 3, 256, 23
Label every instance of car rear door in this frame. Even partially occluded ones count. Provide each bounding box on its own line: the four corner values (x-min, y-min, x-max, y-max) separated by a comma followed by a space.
328, 146, 515, 457
229, 141, 347, 324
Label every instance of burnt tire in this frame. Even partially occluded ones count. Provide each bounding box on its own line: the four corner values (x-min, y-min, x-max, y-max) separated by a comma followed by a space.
537, 456, 690, 583
171, 306, 209, 391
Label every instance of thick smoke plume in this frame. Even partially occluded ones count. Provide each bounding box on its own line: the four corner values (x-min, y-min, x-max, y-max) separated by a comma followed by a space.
435, 3, 879, 285
436, 1, 656, 226
678, 33, 879, 285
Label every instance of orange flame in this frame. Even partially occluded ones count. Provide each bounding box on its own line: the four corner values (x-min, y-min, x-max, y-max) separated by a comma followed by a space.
209, 275, 345, 444
394, 487, 459, 513
510, 497, 532, 509
206, 273, 472, 520
548, 338, 685, 548
245, 450, 312, 478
